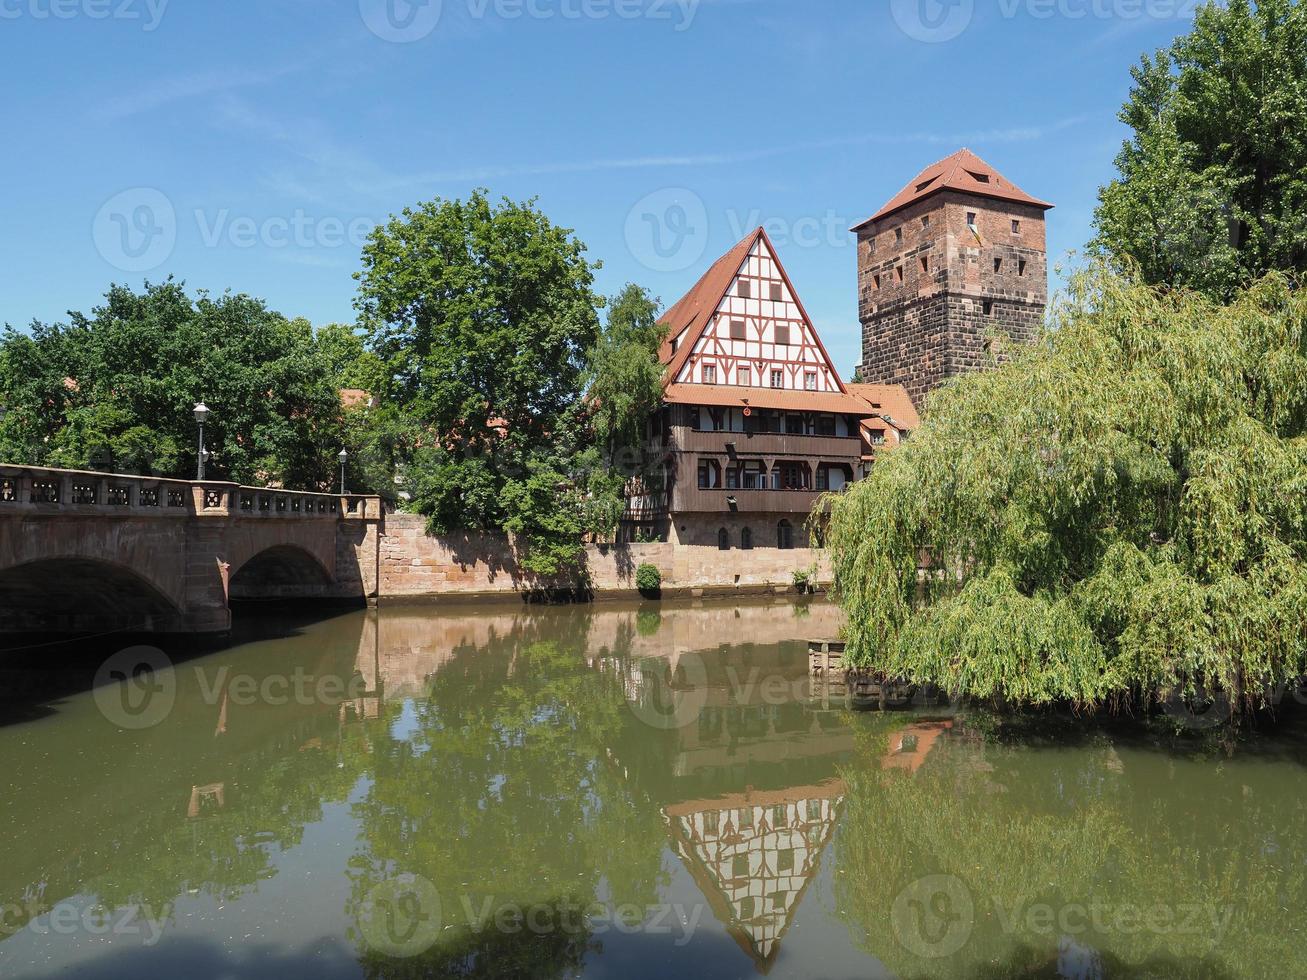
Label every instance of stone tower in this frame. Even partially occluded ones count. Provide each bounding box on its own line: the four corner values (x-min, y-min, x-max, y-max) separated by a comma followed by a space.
853, 148, 1052, 410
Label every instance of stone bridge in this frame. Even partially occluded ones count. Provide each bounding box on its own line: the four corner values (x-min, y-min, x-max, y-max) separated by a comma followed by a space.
0, 465, 383, 635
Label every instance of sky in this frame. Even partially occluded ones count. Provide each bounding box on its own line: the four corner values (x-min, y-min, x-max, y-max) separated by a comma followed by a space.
0, 0, 1201, 375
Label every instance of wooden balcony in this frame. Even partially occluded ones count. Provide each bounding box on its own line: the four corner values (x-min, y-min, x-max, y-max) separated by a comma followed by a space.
673, 428, 862, 461
672, 486, 831, 515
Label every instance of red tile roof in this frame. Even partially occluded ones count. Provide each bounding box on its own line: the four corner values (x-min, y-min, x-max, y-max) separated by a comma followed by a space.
852, 148, 1053, 230
845, 383, 921, 430
663, 383, 878, 417
657, 228, 762, 380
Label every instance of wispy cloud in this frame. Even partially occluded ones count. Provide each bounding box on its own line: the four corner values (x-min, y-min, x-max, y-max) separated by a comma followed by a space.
98, 61, 312, 122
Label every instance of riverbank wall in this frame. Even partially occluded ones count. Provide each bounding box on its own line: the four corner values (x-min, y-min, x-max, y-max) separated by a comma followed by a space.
373, 513, 829, 602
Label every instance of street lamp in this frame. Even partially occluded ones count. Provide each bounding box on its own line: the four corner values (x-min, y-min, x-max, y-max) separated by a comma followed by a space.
338, 448, 348, 496
193, 402, 210, 480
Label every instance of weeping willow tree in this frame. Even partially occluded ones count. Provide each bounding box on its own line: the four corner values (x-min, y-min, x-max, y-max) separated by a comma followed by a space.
825, 267, 1307, 717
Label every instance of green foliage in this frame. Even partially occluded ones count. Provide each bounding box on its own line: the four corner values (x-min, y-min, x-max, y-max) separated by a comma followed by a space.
635, 563, 662, 594
0, 281, 351, 488
792, 568, 813, 589
356, 194, 664, 572
1094, 0, 1307, 297
825, 267, 1307, 718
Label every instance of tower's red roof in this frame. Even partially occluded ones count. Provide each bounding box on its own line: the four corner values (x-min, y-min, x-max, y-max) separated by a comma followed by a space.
851, 148, 1053, 230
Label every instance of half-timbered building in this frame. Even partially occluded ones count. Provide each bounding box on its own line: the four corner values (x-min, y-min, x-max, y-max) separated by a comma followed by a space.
626, 227, 885, 548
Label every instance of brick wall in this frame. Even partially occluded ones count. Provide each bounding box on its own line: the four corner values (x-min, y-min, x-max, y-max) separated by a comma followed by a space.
378, 513, 828, 598
857, 192, 1047, 408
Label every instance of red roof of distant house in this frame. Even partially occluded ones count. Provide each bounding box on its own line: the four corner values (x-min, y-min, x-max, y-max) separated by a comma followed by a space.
846, 383, 920, 430
852, 148, 1053, 230
339, 388, 373, 409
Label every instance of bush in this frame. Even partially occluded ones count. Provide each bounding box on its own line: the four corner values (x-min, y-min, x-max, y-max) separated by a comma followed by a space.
635, 563, 662, 595
792, 568, 813, 590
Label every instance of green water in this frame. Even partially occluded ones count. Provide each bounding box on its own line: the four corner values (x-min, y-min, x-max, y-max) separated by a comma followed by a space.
1, 599, 1305, 979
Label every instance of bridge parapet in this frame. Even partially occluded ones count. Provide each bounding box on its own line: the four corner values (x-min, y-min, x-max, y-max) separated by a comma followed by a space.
0, 464, 381, 522
0, 465, 384, 635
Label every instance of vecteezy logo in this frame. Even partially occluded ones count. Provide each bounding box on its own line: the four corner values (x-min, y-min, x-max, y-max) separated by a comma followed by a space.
92, 188, 177, 273
624, 188, 709, 274
92, 645, 176, 730
891, 874, 975, 960
627, 651, 709, 731
358, 874, 442, 958
359, 0, 442, 42
890, 0, 974, 43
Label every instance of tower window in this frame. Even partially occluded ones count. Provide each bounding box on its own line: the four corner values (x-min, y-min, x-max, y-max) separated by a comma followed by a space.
730, 319, 746, 340
983, 300, 994, 315
895, 227, 903, 243
919, 256, 929, 273
703, 364, 717, 384
738, 280, 751, 298
921, 215, 930, 227
966, 212, 978, 232
771, 369, 784, 388
994, 257, 1003, 273
1019, 259, 1028, 276
770, 283, 783, 302
873, 273, 881, 290
1012, 219, 1021, 234
895, 266, 904, 283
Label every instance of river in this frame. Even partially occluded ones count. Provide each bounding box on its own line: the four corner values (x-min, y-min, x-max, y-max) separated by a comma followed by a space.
1, 599, 1304, 978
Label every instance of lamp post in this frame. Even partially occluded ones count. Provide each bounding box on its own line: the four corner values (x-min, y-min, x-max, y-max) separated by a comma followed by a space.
193, 402, 210, 480
338, 449, 348, 496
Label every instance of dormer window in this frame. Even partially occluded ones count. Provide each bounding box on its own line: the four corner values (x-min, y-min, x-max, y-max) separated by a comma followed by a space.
966, 170, 990, 184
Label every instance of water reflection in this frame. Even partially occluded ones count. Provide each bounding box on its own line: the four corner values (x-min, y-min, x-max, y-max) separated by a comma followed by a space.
2, 600, 1306, 978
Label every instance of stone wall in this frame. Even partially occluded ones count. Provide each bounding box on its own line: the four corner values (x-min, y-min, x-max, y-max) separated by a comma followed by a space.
378, 513, 828, 598
857, 192, 1048, 408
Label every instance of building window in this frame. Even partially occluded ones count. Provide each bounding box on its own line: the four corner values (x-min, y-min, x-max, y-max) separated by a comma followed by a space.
966, 211, 978, 232
919, 256, 929, 273
775, 324, 792, 346
741, 527, 753, 551
895, 227, 903, 243
769, 283, 783, 302
702, 364, 716, 384
870, 428, 886, 446
895, 266, 904, 283
873, 273, 881, 290
777, 520, 794, 550
804, 371, 817, 391
740, 461, 767, 489
967, 170, 991, 183
1019, 258, 1028, 276
730, 318, 746, 340
993, 257, 1003, 273
738, 280, 751, 298
770, 369, 784, 388
718, 527, 730, 551
1012, 219, 1021, 234
737, 366, 751, 387
983, 300, 994, 315
786, 413, 805, 435
921, 215, 930, 227
816, 466, 828, 491
698, 459, 721, 489
670, 336, 678, 353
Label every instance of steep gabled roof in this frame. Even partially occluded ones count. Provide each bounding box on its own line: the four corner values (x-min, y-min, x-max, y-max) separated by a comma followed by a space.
657, 227, 849, 396
657, 229, 762, 380
851, 148, 1053, 230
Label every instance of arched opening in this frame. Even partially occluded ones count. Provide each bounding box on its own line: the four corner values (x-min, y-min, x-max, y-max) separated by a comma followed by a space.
777, 520, 794, 551
0, 559, 181, 633
740, 527, 753, 551
229, 546, 332, 600
717, 528, 730, 551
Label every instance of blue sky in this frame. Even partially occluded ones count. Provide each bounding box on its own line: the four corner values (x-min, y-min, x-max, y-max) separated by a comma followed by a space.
0, 0, 1199, 374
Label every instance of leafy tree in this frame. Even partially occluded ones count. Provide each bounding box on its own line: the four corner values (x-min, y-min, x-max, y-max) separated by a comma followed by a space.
1094, 0, 1307, 297
824, 267, 1307, 721
0, 281, 350, 489
355, 194, 664, 574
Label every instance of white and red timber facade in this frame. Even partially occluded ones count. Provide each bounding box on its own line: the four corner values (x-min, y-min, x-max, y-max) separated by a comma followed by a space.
624, 149, 1050, 548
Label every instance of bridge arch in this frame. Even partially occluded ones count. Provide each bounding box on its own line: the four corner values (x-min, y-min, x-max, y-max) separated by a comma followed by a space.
228, 544, 334, 600
0, 558, 184, 633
